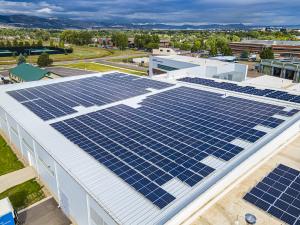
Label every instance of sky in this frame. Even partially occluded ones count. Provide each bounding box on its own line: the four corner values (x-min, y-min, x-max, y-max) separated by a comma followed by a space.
0, 0, 299, 25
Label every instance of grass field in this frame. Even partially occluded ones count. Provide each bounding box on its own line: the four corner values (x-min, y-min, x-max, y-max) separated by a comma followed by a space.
0, 179, 45, 210
0, 46, 143, 65
0, 135, 24, 176
63, 62, 147, 76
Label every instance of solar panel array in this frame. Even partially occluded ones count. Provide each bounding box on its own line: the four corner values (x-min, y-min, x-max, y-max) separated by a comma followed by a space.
51, 86, 298, 209
178, 77, 300, 105
244, 164, 300, 225
7, 73, 173, 121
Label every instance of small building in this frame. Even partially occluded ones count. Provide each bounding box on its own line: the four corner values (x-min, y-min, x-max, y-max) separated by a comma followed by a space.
159, 39, 170, 48
152, 47, 190, 56
9, 63, 51, 82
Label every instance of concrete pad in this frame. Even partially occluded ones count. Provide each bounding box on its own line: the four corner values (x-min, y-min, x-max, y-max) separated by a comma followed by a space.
0, 167, 36, 192
18, 197, 71, 225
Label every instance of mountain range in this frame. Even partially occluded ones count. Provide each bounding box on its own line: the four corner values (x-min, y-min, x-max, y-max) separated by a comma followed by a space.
1, 14, 300, 30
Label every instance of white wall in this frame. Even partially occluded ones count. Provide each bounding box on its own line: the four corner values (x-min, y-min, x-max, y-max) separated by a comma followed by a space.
0, 107, 118, 225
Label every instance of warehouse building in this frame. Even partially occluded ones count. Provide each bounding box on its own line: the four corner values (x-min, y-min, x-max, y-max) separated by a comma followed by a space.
0, 72, 299, 225
149, 55, 248, 82
229, 40, 300, 59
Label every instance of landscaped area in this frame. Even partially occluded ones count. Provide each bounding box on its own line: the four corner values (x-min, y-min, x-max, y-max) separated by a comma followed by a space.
0, 135, 24, 176
63, 62, 147, 76
0, 46, 144, 65
0, 179, 45, 210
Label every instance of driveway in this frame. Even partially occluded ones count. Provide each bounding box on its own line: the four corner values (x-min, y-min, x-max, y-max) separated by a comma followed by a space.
18, 197, 71, 225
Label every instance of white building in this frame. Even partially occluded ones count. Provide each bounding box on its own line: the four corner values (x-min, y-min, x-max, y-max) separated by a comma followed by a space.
149, 55, 248, 82
152, 48, 191, 56
0, 72, 299, 225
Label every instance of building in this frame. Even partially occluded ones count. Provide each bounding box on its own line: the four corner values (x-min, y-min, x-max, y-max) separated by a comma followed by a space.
0, 71, 300, 225
149, 55, 248, 82
229, 40, 300, 58
258, 59, 300, 82
159, 39, 170, 48
152, 47, 191, 56
9, 64, 52, 83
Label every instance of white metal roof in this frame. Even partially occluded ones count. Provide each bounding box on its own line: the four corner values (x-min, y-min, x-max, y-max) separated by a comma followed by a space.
153, 55, 234, 67
0, 72, 299, 225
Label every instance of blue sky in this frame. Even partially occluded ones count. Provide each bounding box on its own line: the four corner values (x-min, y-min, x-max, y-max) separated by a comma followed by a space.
0, 0, 299, 25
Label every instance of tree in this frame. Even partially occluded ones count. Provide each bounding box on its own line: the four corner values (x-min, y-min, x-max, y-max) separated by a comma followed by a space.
24, 41, 30, 47
37, 52, 53, 67
37, 40, 43, 47
240, 50, 249, 59
209, 46, 218, 56
59, 41, 65, 48
191, 40, 202, 53
221, 45, 233, 56
111, 32, 128, 50
260, 47, 274, 59
231, 35, 240, 42
145, 42, 159, 50
49, 40, 54, 47
13, 39, 18, 47
180, 42, 192, 51
6, 40, 12, 47
17, 54, 26, 65
134, 34, 160, 49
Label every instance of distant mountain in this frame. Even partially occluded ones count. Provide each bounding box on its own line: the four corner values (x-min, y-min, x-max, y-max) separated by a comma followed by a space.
0, 14, 300, 30
0, 14, 98, 29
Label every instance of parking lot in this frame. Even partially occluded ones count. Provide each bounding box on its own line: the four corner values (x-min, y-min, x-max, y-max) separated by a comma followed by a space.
46, 66, 96, 77
18, 197, 71, 225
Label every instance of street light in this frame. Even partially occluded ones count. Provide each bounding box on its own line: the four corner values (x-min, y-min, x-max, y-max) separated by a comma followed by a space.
245, 213, 257, 225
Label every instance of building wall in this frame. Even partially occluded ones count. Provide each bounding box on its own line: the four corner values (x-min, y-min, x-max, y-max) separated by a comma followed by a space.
0, 106, 118, 225
150, 56, 248, 82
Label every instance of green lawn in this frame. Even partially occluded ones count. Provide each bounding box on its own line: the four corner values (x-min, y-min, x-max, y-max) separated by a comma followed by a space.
0, 179, 45, 210
0, 46, 144, 65
0, 135, 24, 176
63, 62, 147, 76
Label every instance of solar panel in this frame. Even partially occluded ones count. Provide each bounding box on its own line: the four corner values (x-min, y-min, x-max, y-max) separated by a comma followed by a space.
7, 73, 173, 121
178, 77, 300, 107
244, 164, 300, 225
51, 86, 297, 209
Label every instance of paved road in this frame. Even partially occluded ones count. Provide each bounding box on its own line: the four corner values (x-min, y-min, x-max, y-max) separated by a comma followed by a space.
18, 197, 71, 225
93, 59, 148, 72
0, 167, 36, 192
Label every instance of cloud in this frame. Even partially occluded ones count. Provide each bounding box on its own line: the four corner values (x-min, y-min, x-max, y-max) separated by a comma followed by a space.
0, 0, 299, 25
0, 1, 63, 16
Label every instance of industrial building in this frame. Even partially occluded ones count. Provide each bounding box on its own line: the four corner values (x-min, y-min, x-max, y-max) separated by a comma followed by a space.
229, 40, 300, 58
0, 70, 300, 225
149, 55, 248, 82
259, 59, 300, 82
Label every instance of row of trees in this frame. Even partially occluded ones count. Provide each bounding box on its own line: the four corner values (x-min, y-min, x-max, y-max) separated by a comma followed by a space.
60, 30, 93, 45
0, 40, 43, 48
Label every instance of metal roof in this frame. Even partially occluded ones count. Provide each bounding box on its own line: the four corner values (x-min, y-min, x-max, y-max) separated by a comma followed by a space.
0, 72, 299, 225
9, 63, 49, 82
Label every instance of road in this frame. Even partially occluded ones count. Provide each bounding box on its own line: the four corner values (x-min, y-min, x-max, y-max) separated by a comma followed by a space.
1, 52, 149, 72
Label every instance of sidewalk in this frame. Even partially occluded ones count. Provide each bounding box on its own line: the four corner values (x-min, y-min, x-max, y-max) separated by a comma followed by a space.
0, 167, 36, 192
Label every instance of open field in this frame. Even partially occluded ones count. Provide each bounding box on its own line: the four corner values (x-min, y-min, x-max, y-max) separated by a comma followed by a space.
0, 46, 144, 65
0, 179, 45, 210
63, 62, 147, 76
0, 135, 24, 176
